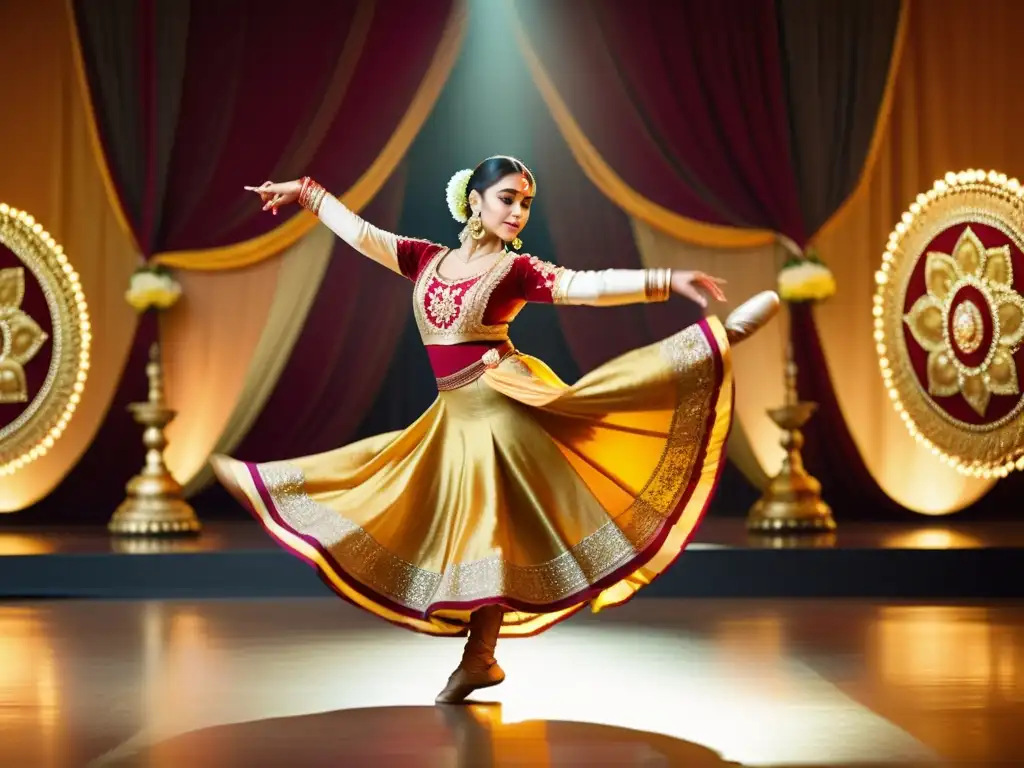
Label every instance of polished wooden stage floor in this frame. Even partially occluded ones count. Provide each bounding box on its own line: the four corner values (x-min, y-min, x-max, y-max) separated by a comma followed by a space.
2, 596, 1021, 767
2, 519, 1022, 600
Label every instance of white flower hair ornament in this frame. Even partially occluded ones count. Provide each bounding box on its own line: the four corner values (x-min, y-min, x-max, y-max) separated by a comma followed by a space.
446, 168, 473, 223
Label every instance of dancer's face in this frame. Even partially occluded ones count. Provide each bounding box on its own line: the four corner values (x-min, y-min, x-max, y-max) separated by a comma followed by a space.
472, 172, 534, 243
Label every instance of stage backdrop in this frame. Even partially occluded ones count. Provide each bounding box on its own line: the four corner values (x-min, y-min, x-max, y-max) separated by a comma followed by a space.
0, 0, 140, 513
511, 0, 909, 518
0, 0, 466, 519
811, 0, 1024, 515
4, 0, 1024, 522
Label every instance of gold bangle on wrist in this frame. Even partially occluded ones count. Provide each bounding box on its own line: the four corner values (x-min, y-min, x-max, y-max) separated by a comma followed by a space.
298, 176, 327, 215
644, 268, 672, 302
308, 184, 326, 216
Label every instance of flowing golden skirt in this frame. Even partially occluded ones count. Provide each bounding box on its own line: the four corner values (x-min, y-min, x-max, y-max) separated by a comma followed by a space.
211, 318, 733, 638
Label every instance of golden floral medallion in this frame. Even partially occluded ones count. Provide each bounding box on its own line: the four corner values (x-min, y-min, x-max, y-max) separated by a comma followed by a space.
903, 226, 1024, 418
0, 204, 91, 476
876, 170, 1024, 478
0, 266, 49, 404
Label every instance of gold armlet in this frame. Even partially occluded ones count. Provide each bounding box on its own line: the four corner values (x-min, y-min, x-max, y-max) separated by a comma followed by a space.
551, 268, 574, 304
644, 268, 672, 302
298, 176, 328, 216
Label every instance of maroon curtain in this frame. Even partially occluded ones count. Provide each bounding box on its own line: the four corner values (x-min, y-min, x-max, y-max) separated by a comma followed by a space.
520, 0, 911, 517
71, 0, 457, 254
533, 113, 703, 372
516, 0, 806, 242
17, 2, 456, 524
790, 305, 906, 518
777, 0, 906, 518
776, 0, 903, 236
229, 167, 410, 461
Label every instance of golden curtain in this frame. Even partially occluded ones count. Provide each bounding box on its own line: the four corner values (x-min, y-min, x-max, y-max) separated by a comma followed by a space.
631, 219, 785, 489
158, 259, 282, 487
47, 1, 469, 505
177, 224, 336, 497
0, 0, 141, 511
809, 0, 1024, 513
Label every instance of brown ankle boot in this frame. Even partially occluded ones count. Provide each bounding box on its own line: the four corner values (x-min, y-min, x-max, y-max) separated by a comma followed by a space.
725, 290, 781, 345
435, 605, 506, 704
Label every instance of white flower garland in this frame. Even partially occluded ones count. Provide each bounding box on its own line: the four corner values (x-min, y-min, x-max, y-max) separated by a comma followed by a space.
777, 250, 837, 303
125, 265, 182, 312
445, 168, 473, 223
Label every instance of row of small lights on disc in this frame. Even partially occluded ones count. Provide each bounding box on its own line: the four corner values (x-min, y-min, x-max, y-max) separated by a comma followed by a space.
873, 169, 1024, 480
0, 203, 91, 477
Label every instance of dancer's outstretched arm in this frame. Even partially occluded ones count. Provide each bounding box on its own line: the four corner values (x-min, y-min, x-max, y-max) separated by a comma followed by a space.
511, 254, 726, 308
245, 177, 434, 279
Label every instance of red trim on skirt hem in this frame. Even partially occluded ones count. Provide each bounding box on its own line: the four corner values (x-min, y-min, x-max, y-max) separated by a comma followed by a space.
221, 318, 728, 634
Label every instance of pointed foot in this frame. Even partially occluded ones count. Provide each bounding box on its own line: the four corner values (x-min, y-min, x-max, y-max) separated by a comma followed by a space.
725, 290, 781, 345
434, 663, 506, 705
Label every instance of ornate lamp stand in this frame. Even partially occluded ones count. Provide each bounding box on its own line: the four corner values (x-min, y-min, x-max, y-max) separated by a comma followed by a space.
747, 340, 835, 535
108, 342, 201, 536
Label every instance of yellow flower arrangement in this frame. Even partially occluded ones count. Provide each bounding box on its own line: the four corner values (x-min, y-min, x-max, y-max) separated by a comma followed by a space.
125, 265, 181, 312
777, 249, 837, 303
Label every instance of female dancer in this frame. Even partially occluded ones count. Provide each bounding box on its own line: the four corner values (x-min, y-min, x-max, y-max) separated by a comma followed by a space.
212, 156, 779, 704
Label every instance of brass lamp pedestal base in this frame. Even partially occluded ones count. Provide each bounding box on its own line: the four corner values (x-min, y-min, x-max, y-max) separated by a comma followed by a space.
108, 343, 201, 537
747, 400, 835, 534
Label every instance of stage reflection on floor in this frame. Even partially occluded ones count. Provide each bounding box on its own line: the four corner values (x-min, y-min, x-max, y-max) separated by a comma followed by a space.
1, 598, 1021, 767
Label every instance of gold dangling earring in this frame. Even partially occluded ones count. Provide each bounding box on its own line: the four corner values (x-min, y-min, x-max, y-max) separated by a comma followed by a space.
511, 237, 523, 251
468, 211, 485, 241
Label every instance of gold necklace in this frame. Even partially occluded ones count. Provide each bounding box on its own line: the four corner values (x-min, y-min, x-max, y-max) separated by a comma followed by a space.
457, 246, 503, 264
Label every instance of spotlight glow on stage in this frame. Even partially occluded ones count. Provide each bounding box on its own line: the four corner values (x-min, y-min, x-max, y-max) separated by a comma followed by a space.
88, 602, 936, 767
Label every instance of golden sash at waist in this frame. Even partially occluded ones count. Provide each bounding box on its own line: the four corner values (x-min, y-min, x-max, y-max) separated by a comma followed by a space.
435, 341, 517, 391
419, 328, 511, 346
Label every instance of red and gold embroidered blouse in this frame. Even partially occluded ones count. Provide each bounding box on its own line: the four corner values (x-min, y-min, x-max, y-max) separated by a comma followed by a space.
312, 190, 672, 385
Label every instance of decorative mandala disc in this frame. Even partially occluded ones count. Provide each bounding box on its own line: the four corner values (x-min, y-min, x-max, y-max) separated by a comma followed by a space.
0, 204, 91, 476
876, 170, 1024, 478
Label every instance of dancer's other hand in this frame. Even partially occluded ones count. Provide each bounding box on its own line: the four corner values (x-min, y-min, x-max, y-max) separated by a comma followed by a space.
670, 270, 727, 307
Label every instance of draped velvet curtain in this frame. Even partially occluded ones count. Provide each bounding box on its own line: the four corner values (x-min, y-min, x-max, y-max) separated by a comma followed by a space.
9, 1, 463, 521
513, 0, 791, 248
70, 0, 463, 265
532, 128, 703, 373
811, 0, 1024, 516
225, 167, 411, 463
513, 0, 907, 517
523, 0, 897, 245
0, 0, 141, 513
162, 227, 336, 493
12, 0, 1023, 523
776, 0, 909, 517
776, 0, 905, 237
